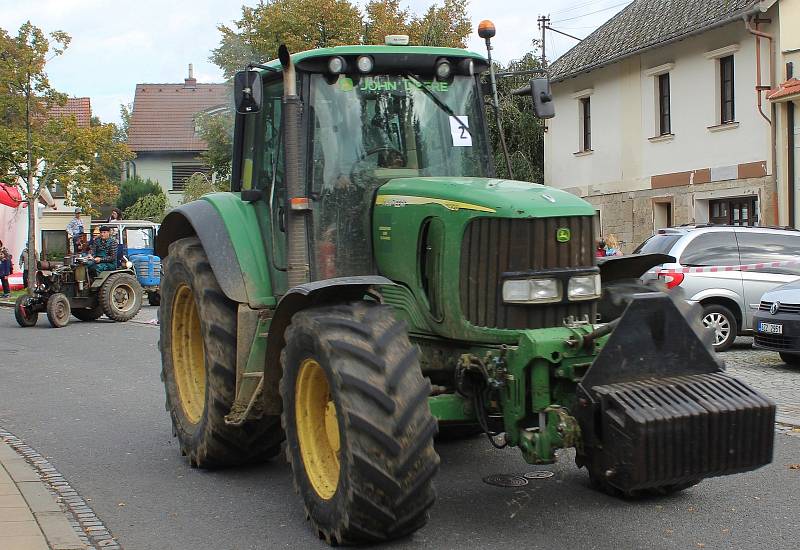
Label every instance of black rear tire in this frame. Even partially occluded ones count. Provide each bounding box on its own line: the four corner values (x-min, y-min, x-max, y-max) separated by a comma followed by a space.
160, 237, 283, 468
779, 352, 800, 366
72, 304, 103, 322
14, 294, 38, 327
280, 302, 439, 544
46, 293, 70, 328
100, 272, 143, 321
701, 304, 738, 352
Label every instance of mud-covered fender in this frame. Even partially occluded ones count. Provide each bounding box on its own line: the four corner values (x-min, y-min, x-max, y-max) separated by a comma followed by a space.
261, 276, 396, 415
155, 195, 274, 307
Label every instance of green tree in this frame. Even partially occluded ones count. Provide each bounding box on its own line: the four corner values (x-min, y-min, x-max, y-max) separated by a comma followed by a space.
484, 46, 546, 182
181, 172, 228, 204
212, 0, 363, 78
123, 192, 168, 222
117, 175, 163, 212
115, 102, 132, 143
409, 0, 471, 48
196, 110, 234, 183
363, 0, 410, 45
0, 22, 133, 289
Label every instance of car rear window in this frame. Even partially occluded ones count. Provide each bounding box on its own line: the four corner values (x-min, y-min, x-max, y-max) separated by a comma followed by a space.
633, 234, 681, 255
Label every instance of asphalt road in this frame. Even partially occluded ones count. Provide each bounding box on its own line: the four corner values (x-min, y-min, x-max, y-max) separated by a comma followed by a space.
1, 307, 799, 550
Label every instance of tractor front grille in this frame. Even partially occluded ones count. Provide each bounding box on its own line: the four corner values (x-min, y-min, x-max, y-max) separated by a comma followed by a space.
459, 216, 595, 329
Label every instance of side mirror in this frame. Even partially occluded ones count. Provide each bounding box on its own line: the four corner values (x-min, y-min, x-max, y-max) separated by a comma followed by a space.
234, 70, 263, 114
529, 77, 555, 119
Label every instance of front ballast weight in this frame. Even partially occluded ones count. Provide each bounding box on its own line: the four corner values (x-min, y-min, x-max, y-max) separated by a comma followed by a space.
574, 292, 775, 495
449, 291, 775, 492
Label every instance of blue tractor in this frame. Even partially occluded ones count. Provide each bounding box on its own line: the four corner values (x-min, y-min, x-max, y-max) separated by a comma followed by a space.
90, 221, 161, 306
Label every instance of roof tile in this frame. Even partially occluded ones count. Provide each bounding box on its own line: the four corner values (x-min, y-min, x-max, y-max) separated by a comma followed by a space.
127, 82, 228, 152
550, 0, 761, 82
49, 97, 92, 127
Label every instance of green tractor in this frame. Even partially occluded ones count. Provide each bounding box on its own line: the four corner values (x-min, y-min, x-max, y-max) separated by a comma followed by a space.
156, 31, 775, 545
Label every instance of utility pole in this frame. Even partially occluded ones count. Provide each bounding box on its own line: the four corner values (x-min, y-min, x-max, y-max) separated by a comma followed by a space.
537, 15, 550, 67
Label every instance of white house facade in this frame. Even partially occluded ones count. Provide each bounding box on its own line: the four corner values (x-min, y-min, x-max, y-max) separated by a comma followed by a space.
545, 0, 787, 251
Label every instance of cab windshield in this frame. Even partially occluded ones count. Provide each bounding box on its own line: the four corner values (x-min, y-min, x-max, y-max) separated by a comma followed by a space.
308, 73, 490, 278
309, 73, 490, 193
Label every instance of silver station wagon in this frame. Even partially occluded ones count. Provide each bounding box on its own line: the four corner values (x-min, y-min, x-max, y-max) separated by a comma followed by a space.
634, 225, 800, 351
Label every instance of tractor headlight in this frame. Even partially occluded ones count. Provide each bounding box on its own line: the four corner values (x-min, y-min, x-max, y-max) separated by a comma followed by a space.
502, 278, 561, 304
356, 55, 374, 74
567, 274, 601, 301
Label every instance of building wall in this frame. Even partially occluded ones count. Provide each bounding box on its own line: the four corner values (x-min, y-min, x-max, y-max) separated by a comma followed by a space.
545, 16, 779, 250
131, 152, 202, 206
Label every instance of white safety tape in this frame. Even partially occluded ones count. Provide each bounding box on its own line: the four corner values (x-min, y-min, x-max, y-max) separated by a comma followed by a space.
655, 258, 800, 275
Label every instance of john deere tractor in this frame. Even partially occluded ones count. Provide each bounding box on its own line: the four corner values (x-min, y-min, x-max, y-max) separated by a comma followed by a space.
156, 30, 775, 545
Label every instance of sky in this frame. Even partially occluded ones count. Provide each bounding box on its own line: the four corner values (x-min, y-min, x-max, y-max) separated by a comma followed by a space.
0, 0, 631, 125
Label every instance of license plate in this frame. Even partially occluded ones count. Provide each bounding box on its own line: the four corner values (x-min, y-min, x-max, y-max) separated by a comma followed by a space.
758, 322, 783, 334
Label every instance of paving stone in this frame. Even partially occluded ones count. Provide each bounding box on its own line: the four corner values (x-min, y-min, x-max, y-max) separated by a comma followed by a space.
35, 511, 86, 550
0, 482, 20, 496
0, 506, 35, 521
17, 482, 61, 513
0, 519, 42, 536
3, 460, 40, 483
0, 535, 49, 550
0, 493, 29, 508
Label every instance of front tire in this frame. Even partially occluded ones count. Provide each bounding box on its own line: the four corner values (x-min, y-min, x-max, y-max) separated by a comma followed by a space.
280, 302, 439, 545
14, 294, 38, 327
46, 293, 70, 328
701, 304, 737, 352
160, 237, 283, 468
100, 272, 143, 321
779, 352, 800, 366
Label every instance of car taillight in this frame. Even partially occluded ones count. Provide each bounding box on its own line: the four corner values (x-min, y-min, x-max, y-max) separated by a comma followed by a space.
659, 272, 684, 289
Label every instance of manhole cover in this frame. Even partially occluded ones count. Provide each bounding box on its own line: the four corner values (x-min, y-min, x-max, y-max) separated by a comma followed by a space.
483, 474, 529, 487
523, 471, 554, 479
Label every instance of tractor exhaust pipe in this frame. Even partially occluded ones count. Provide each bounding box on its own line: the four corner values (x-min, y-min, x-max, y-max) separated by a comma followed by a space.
279, 44, 310, 288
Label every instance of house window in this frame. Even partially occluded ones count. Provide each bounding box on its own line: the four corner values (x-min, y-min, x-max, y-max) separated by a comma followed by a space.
171, 164, 211, 192
658, 73, 671, 135
709, 196, 756, 226
580, 97, 591, 151
720, 55, 735, 123
653, 201, 673, 230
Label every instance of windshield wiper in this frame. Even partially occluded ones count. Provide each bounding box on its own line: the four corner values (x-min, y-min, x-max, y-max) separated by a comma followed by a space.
403, 72, 471, 139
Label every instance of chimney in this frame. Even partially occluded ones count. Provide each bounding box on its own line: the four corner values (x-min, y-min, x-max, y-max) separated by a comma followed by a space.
184, 63, 197, 89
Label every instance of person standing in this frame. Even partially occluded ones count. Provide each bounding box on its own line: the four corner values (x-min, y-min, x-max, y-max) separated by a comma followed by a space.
66, 207, 85, 254
0, 240, 11, 298
19, 245, 30, 289
603, 234, 624, 257
107, 208, 123, 222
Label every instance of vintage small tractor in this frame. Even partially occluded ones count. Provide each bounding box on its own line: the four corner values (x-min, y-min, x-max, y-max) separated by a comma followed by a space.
155, 28, 775, 545
14, 255, 143, 328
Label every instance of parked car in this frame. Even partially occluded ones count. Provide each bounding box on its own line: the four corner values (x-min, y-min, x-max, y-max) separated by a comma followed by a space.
90, 220, 161, 305
752, 279, 800, 365
634, 225, 800, 351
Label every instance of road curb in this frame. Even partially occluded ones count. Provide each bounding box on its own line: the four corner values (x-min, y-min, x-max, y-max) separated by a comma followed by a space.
0, 429, 120, 550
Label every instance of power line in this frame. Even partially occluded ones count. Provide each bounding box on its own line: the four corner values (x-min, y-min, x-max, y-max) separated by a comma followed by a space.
552, 1, 632, 23
550, 0, 620, 16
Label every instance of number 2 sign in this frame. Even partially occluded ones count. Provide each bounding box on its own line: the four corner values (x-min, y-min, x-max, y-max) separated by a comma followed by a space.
449, 116, 472, 147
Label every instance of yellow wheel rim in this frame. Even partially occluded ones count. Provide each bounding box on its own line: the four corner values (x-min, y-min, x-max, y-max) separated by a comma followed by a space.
171, 283, 206, 424
295, 359, 340, 500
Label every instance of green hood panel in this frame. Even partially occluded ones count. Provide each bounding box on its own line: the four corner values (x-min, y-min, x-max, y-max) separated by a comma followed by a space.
376, 177, 595, 218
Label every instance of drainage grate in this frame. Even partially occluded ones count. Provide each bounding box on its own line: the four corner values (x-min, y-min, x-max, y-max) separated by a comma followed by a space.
523, 471, 554, 479
482, 474, 529, 487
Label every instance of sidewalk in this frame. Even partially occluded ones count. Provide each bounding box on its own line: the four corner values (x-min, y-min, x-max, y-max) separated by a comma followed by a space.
0, 440, 85, 550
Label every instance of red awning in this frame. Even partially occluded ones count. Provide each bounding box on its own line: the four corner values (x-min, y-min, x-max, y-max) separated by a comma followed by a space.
0, 183, 25, 208
767, 78, 800, 102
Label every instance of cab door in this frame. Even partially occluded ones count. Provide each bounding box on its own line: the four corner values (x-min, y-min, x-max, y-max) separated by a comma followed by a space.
236, 76, 288, 295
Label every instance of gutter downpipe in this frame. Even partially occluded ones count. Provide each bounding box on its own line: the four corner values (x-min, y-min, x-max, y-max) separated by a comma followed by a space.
744, 14, 778, 224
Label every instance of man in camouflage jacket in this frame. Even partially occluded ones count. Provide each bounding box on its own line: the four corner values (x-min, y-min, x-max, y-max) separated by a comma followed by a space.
90, 226, 119, 273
